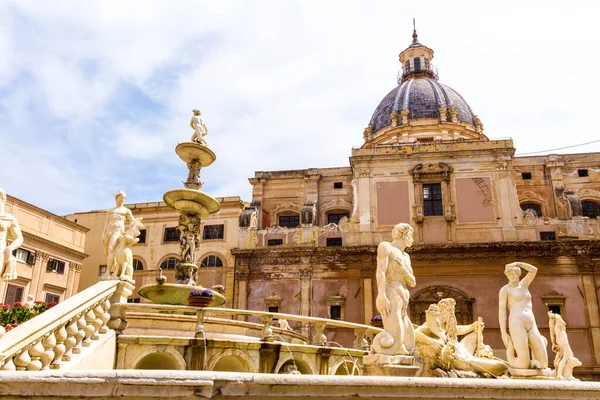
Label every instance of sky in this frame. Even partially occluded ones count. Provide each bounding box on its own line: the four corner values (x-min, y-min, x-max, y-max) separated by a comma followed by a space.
1, 1, 599, 215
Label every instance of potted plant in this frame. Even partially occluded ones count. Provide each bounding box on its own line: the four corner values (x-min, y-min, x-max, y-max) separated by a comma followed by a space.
370, 315, 383, 328
188, 288, 214, 307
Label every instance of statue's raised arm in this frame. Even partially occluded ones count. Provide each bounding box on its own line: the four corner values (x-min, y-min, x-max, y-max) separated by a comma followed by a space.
0, 188, 24, 281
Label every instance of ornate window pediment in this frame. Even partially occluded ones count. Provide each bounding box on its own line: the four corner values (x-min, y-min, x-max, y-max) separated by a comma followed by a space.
410, 286, 474, 325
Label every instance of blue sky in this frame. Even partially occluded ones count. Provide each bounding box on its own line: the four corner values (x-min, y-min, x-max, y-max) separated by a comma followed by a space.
1, 1, 600, 215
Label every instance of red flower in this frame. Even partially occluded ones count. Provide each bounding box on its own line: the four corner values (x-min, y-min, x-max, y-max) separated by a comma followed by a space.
12, 302, 22, 308
47, 302, 58, 308
2, 304, 10, 310
34, 301, 45, 305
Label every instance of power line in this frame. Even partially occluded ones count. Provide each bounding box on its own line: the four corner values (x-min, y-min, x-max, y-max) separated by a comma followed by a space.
515, 139, 600, 156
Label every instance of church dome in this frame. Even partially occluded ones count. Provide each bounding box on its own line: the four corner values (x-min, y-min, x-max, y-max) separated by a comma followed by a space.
362, 28, 484, 145
369, 78, 476, 133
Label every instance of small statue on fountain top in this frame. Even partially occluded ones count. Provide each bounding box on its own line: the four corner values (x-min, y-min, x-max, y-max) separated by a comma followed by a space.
190, 109, 208, 146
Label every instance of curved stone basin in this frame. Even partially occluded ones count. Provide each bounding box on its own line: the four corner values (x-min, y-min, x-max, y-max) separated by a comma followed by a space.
163, 188, 220, 218
138, 283, 226, 307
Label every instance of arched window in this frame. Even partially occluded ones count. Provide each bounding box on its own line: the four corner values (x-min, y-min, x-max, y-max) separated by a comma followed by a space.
160, 257, 179, 270
278, 213, 300, 228
133, 259, 144, 271
582, 201, 600, 219
520, 203, 542, 217
200, 255, 223, 268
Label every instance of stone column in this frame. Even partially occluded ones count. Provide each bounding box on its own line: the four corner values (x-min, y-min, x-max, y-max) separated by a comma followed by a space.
576, 246, 600, 365
299, 268, 312, 337
361, 266, 375, 325
235, 270, 249, 320
356, 170, 372, 236
33, 251, 51, 300
65, 263, 80, 298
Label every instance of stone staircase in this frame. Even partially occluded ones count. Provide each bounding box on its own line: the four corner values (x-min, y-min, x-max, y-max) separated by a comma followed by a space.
0, 280, 133, 371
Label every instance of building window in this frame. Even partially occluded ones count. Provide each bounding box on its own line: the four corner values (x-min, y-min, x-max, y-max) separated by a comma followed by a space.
333, 182, 343, 189
578, 169, 589, 177
200, 255, 223, 268
326, 293, 345, 321
424, 58, 430, 70
330, 305, 342, 320
203, 224, 224, 240
47, 259, 66, 274
521, 172, 532, 180
423, 183, 443, 216
267, 239, 283, 246
279, 215, 299, 228
127, 298, 141, 304
582, 201, 600, 219
13, 248, 35, 265
45, 293, 60, 304
4, 284, 24, 305
132, 259, 144, 271
405, 60, 411, 74
326, 237, 343, 247
265, 292, 282, 314
327, 213, 349, 225
521, 203, 542, 217
542, 291, 566, 321
160, 257, 179, 270
137, 229, 147, 244
99, 265, 107, 276
540, 231, 556, 241
268, 306, 279, 313
163, 227, 180, 242
413, 57, 421, 72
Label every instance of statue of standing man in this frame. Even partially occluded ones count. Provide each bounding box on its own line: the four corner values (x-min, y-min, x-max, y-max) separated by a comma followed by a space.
371, 223, 416, 356
190, 109, 208, 146
0, 189, 23, 281
102, 191, 135, 276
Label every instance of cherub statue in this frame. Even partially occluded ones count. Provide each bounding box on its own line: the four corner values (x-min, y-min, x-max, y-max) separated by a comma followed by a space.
180, 231, 199, 264
190, 109, 208, 145
0, 188, 23, 281
548, 311, 581, 380
278, 319, 293, 331
112, 217, 143, 282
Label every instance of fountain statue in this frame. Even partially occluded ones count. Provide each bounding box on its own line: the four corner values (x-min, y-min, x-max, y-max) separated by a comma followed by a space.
363, 223, 419, 376
548, 311, 581, 380
102, 190, 143, 282
499, 261, 550, 378
138, 110, 225, 306
414, 298, 508, 378
0, 188, 23, 281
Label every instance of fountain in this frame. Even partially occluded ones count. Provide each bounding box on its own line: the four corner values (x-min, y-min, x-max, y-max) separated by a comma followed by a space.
138, 110, 226, 307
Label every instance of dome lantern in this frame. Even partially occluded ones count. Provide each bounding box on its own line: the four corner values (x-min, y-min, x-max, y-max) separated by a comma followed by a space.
399, 24, 436, 83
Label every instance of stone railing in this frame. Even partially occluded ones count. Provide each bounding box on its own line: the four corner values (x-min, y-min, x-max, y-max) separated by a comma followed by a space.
0, 280, 131, 371
195, 307, 383, 350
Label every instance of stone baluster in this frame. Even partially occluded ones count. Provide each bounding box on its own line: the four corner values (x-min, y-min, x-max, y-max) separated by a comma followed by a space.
40, 333, 56, 370
51, 323, 68, 368
312, 322, 327, 346
1, 356, 16, 371
63, 317, 79, 361
72, 314, 86, 354
82, 308, 96, 346
99, 299, 111, 334
261, 315, 274, 341
13, 347, 32, 371
27, 340, 45, 371
91, 303, 104, 340
353, 327, 368, 350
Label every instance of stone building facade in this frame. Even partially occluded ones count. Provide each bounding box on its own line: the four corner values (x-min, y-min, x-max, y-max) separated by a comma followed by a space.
231, 32, 600, 378
0, 194, 88, 306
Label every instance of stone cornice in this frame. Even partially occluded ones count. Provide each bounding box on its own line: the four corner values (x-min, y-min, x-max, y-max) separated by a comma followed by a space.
22, 231, 89, 261
233, 240, 600, 264
7, 195, 89, 233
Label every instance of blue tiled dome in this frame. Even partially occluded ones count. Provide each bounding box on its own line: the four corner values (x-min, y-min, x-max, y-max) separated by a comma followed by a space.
369, 78, 476, 133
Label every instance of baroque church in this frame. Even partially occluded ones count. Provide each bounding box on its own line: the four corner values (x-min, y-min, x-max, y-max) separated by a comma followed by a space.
65, 30, 600, 379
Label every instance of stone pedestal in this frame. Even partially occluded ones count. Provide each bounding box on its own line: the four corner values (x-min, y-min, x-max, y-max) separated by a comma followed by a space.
362, 354, 419, 377
508, 367, 553, 380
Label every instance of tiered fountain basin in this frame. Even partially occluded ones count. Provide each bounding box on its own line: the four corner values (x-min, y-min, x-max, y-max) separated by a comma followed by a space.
175, 142, 216, 166
138, 283, 226, 306
163, 189, 220, 218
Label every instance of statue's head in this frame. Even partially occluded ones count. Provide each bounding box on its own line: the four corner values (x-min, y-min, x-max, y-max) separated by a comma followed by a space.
192, 109, 201, 116
115, 190, 127, 204
391, 223, 414, 247
504, 263, 522, 282
0, 188, 5, 203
